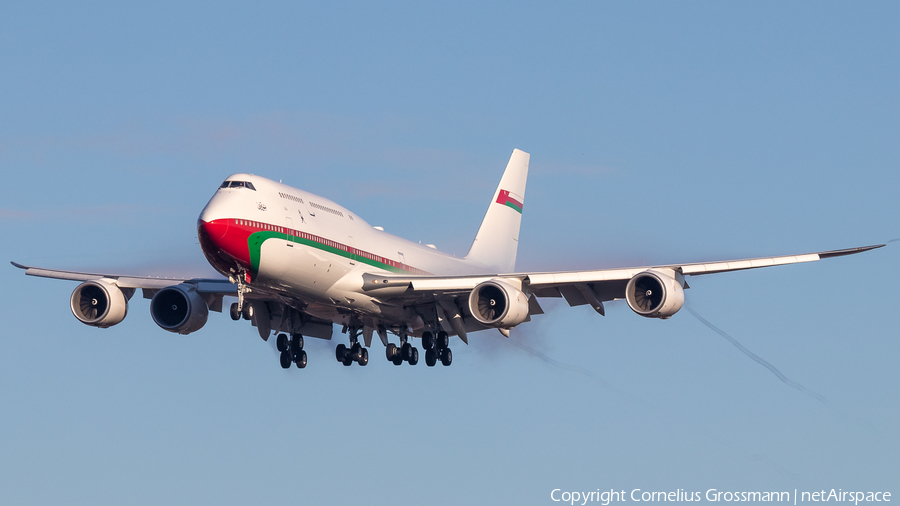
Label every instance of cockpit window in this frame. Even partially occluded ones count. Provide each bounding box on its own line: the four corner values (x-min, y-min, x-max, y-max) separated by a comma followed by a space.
219, 180, 257, 191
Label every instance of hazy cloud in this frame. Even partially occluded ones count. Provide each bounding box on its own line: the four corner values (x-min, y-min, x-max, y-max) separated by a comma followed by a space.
0, 204, 179, 224
0, 209, 37, 220
533, 160, 621, 177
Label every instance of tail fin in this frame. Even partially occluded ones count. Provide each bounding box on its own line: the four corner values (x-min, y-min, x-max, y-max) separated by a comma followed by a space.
464, 149, 529, 273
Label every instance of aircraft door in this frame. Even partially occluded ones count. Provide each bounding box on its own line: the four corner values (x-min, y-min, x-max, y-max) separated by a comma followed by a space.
285, 217, 294, 245
347, 236, 356, 265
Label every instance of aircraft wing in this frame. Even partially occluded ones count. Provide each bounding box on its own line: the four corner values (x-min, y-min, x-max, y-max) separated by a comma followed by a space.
10, 261, 236, 298
363, 244, 885, 315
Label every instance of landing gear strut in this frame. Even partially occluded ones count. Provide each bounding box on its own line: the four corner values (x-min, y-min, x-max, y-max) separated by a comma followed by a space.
385, 328, 418, 366
335, 327, 368, 366
278, 333, 306, 369
423, 330, 451, 366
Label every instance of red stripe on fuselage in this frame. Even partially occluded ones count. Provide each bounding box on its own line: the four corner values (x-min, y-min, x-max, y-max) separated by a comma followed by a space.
198, 218, 431, 277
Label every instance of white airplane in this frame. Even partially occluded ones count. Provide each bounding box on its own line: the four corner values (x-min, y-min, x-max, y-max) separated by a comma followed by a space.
13, 149, 883, 369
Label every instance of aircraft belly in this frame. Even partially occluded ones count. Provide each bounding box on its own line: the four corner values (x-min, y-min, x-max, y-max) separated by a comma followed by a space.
256, 239, 349, 299
255, 238, 411, 330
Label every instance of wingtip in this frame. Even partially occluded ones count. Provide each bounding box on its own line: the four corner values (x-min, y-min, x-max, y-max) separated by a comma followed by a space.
817, 244, 886, 259
10, 261, 28, 270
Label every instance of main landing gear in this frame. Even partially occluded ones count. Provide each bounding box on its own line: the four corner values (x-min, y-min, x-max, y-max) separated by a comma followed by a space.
422, 330, 452, 366
385, 329, 418, 366
385, 342, 418, 366
335, 327, 368, 366
277, 333, 307, 369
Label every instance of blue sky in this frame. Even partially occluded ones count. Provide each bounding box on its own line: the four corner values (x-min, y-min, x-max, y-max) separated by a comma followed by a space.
1, 2, 898, 504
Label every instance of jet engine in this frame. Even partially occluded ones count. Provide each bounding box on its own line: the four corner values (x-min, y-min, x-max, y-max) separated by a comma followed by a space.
468, 279, 530, 328
625, 269, 685, 319
150, 284, 209, 334
70, 279, 129, 328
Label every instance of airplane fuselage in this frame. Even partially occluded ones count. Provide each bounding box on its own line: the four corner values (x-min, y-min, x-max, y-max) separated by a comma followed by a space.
197, 173, 485, 330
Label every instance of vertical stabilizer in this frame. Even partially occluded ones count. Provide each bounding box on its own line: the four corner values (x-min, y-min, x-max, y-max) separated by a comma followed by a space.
464, 149, 529, 273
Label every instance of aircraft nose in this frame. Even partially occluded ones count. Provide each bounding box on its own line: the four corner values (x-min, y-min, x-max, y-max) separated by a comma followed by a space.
197, 217, 251, 271
198, 218, 228, 242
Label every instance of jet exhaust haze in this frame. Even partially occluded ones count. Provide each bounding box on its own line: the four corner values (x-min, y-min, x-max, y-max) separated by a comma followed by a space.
687, 307, 828, 404
496, 333, 605, 382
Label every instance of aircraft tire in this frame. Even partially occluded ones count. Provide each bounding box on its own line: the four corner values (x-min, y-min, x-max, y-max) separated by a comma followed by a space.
392, 355, 403, 366
422, 331, 434, 350
385, 343, 397, 361
359, 348, 368, 366
336, 344, 347, 363
437, 331, 449, 349
295, 350, 307, 369
280, 351, 292, 369
425, 349, 436, 367
276, 333, 288, 352
230, 303, 241, 321
440, 348, 452, 366
292, 334, 304, 350
409, 347, 418, 366
401, 342, 412, 361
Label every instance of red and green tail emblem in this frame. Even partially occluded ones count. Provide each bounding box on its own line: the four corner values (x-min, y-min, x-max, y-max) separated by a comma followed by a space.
496, 189, 523, 214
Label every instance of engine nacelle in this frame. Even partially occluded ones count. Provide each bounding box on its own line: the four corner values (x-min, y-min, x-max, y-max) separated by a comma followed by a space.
468, 278, 530, 328
150, 284, 209, 334
625, 269, 685, 319
70, 279, 129, 328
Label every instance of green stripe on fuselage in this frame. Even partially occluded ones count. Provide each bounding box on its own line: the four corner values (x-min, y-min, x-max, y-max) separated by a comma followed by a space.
247, 231, 407, 279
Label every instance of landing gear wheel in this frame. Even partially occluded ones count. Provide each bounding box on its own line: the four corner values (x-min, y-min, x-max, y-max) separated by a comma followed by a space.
409, 347, 419, 366
276, 333, 289, 352
280, 351, 292, 369
401, 342, 413, 361
392, 355, 403, 366
425, 348, 437, 367
292, 334, 304, 351
358, 348, 368, 366
385, 343, 398, 362
230, 303, 240, 321
242, 304, 253, 321
422, 331, 434, 350
336, 344, 347, 363
295, 350, 307, 369
437, 331, 449, 349
440, 347, 452, 366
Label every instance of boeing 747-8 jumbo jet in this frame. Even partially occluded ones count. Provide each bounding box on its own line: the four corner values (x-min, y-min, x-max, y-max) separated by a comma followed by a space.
14, 149, 883, 369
